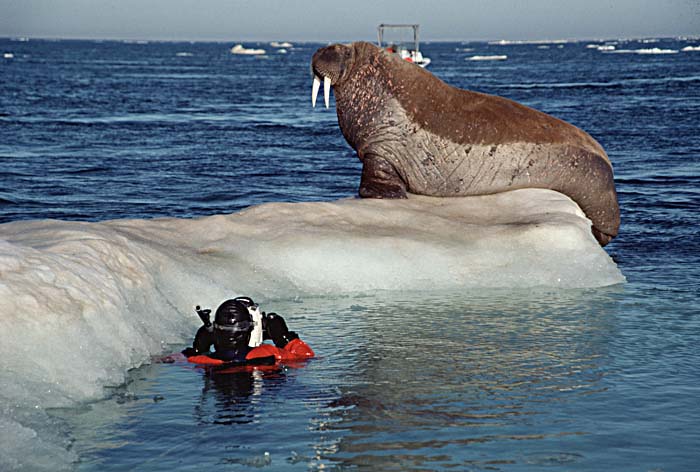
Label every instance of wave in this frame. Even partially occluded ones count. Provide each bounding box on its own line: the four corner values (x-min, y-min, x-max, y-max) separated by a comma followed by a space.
61, 166, 112, 175
499, 75, 700, 90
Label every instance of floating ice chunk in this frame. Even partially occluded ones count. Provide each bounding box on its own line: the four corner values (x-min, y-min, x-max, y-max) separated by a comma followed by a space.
467, 55, 508, 61
0, 190, 623, 468
230, 44, 266, 55
635, 48, 678, 54
682, 45, 700, 52
608, 48, 678, 54
489, 39, 571, 45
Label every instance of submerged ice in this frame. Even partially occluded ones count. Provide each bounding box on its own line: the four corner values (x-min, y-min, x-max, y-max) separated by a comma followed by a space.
0, 190, 624, 469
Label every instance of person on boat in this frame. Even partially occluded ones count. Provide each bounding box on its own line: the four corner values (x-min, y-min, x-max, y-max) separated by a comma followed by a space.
182, 296, 314, 366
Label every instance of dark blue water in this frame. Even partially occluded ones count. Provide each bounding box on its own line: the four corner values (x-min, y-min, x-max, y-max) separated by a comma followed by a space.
2, 37, 700, 470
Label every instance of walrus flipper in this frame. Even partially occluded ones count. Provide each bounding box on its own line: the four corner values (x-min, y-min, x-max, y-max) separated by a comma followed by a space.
358, 154, 407, 199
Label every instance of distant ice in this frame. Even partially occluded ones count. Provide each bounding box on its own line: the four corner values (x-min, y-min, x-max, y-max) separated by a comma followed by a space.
270, 41, 293, 48
230, 44, 266, 55
682, 46, 700, 52
635, 48, 678, 54
467, 55, 508, 61
175, 52, 193, 57
489, 39, 572, 45
586, 44, 616, 51
608, 48, 678, 54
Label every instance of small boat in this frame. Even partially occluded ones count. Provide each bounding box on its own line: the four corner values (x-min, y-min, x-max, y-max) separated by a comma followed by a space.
230, 44, 266, 55
377, 23, 431, 67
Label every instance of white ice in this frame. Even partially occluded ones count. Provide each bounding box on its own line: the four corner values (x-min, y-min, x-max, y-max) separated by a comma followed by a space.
0, 190, 624, 469
467, 55, 508, 61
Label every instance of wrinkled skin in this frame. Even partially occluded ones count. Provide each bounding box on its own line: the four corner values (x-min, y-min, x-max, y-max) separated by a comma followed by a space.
311, 42, 620, 246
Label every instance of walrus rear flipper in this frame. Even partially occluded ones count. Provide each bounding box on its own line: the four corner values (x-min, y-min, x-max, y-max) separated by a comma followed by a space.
359, 154, 407, 199
554, 148, 620, 247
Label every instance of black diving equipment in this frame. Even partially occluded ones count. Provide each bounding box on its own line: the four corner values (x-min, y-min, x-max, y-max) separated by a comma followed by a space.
195, 305, 213, 329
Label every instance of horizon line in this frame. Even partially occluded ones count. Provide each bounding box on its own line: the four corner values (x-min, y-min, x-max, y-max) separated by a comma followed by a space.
3, 33, 699, 44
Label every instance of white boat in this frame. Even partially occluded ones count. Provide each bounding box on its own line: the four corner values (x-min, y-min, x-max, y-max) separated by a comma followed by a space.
377, 24, 431, 67
230, 44, 266, 55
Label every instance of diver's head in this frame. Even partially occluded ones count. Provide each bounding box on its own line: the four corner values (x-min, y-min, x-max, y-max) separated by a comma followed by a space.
213, 299, 254, 351
234, 296, 262, 317
233, 296, 257, 310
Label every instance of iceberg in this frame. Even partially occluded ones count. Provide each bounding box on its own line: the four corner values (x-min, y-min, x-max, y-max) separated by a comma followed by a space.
230, 44, 266, 55
270, 41, 293, 48
0, 190, 623, 469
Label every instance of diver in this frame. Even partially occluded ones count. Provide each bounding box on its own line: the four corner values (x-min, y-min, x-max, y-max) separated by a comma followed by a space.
182, 297, 314, 366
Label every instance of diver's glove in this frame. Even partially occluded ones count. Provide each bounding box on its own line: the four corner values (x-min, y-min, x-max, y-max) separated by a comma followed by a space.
263, 312, 300, 348
181, 347, 198, 357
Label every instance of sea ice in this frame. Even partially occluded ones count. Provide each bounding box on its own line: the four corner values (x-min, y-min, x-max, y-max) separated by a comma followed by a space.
0, 190, 624, 469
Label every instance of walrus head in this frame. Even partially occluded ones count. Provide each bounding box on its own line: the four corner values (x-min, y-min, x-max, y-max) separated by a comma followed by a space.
311, 44, 357, 108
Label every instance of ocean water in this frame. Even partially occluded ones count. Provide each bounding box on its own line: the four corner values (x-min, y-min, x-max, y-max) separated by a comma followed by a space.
1, 37, 699, 471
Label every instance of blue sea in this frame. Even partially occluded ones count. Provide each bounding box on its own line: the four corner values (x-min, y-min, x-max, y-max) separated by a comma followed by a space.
1, 37, 699, 471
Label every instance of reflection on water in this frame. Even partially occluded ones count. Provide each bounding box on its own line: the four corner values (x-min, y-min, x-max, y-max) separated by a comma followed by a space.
313, 289, 620, 470
56, 287, 700, 471
194, 368, 287, 426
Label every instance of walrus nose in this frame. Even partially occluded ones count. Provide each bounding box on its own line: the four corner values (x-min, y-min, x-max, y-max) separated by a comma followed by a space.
311, 74, 331, 109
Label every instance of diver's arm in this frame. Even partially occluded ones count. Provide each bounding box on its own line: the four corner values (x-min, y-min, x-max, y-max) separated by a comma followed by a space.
263, 312, 299, 348
182, 325, 214, 357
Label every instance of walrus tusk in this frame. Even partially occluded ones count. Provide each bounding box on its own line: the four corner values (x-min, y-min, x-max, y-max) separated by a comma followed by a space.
312, 75, 321, 107
324, 76, 331, 109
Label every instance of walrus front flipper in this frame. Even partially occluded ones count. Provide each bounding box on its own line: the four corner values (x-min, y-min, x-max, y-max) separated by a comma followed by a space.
359, 155, 407, 199
592, 228, 615, 247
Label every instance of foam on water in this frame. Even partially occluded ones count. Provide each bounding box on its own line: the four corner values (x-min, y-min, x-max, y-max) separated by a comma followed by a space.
0, 190, 623, 469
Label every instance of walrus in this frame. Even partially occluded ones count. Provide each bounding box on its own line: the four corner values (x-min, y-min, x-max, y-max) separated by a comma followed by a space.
310, 42, 620, 246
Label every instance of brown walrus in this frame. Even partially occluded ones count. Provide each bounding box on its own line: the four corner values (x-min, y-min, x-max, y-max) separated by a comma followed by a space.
311, 41, 620, 246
